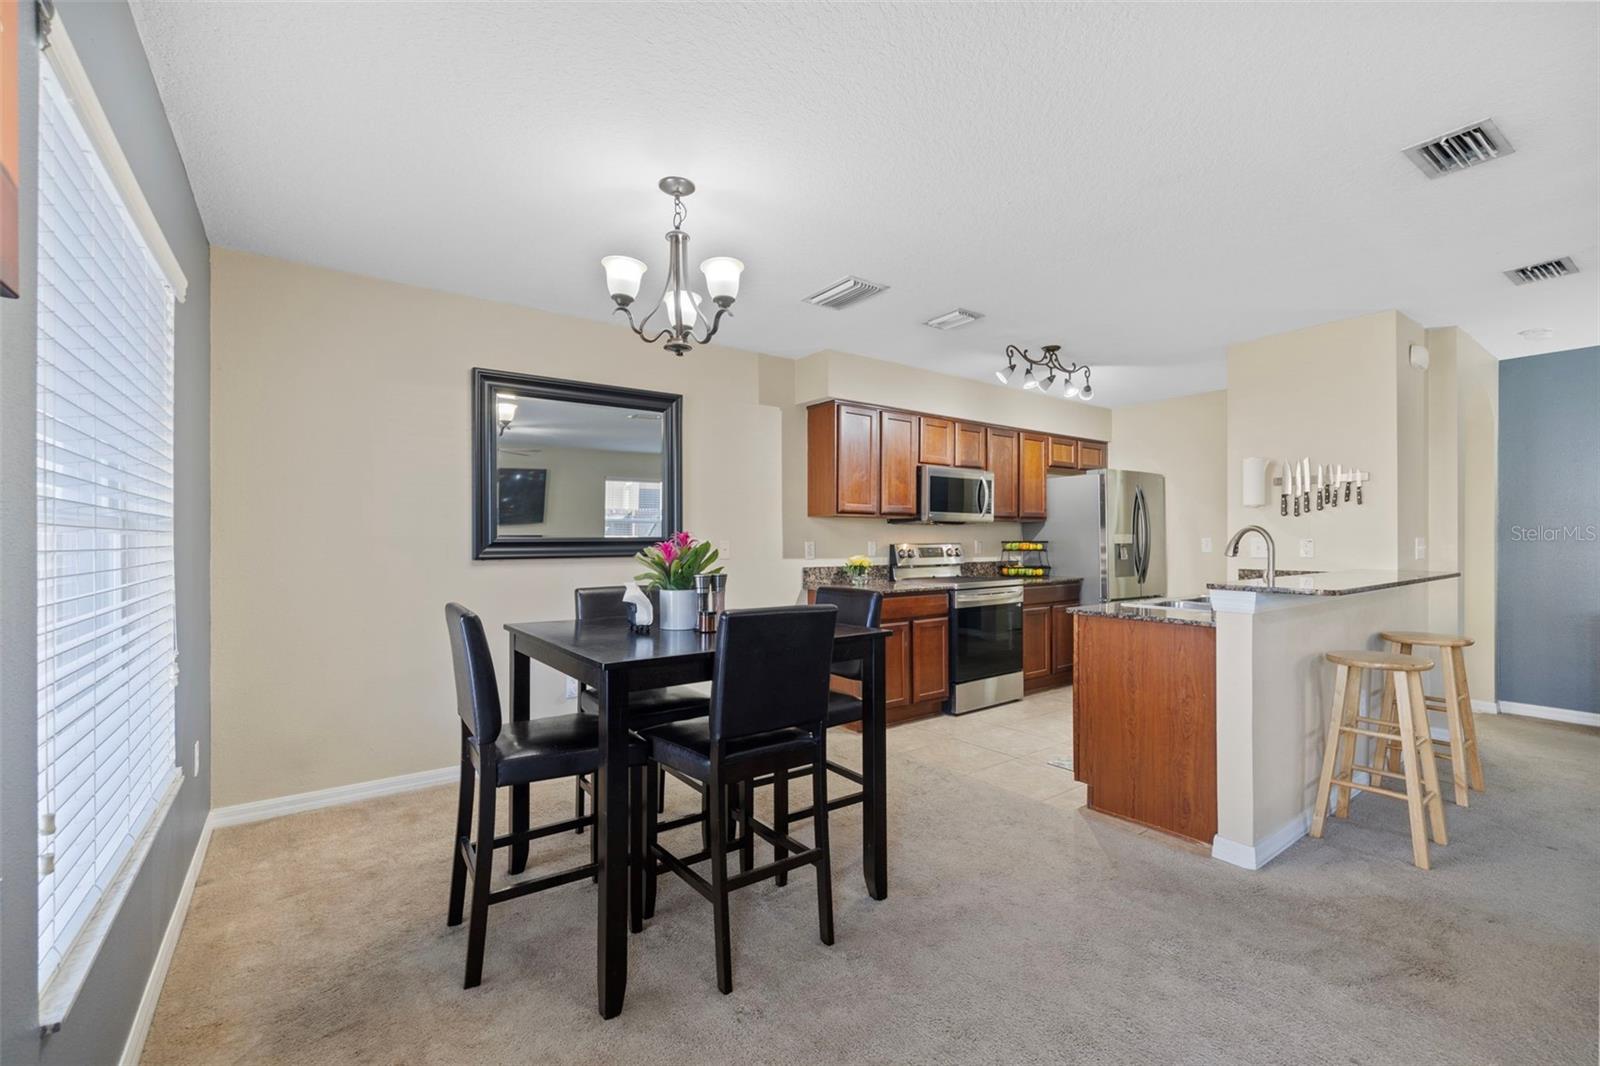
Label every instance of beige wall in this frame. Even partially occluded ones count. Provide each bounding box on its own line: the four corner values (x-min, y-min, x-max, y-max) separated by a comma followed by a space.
1109, 390, 1228, 596
210, 249, 810, 805
1226, 311, 1422, 573
766, 349, 1113, 562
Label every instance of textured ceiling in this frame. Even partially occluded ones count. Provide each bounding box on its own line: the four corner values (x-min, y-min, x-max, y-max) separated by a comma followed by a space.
130, 1, 1599, 405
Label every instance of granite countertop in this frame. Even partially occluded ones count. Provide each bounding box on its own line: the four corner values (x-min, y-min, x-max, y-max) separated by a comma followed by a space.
1068, 601, 1216, 628
1206, 570, 1461, 597
801, 563, 1082, 596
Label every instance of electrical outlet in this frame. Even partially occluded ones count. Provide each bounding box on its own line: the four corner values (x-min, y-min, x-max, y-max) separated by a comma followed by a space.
973, 539, 984, 556
803, 540, 815, 560
720, 539, 732, 561
1250, 540, 1268, 558
866, 540, 877, 558
1299, 538, 1315, 559
1200, 537, 1213, 554
193, 740, 200, 777
563, 676, 578, 700
1414, 537, 1427, 560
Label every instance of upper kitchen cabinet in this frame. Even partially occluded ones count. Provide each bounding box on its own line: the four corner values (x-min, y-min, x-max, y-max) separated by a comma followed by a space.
808, 400, 880, 515
880, 409, 919, 516
1078, 441, 1107, 469
953, 421, 987, 468
986, 428, 1019, 519
1048, 436, 1079, 469
917, 416, 955, 467
1019, 431, 1048, 519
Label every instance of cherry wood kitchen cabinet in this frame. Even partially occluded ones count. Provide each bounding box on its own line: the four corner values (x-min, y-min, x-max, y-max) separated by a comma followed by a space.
811, 589, 950, 725
1022, 604, 1051, 681
879, 409, 919, 516
1073, 612, 1217, 844
910, 616, 950, 704
1019, 431, 1049, 519
1048, 437, 1079, 469
1022, 580, 1082, 693
986, 428, 1019, 519
953, 421, 987, 469
807, 401, 880, 516
1077, 441, 1107, 469
918, 416, 955, 467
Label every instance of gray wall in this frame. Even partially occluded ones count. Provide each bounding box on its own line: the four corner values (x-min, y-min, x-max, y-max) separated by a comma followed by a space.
1496, 346, 1600, 715
0, 2, 211, 1064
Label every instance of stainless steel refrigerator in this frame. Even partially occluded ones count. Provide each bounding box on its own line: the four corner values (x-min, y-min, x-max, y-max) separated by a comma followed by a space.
1022, 470, 1166, 604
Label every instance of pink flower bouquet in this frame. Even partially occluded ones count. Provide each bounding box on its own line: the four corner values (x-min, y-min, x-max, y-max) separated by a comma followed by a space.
633, 531, 723, 590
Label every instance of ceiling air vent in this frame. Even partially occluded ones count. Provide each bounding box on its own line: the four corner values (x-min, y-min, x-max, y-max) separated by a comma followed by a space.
803, 276, 888, 310
923, 308, 985, 331
1504, 256, 1579, 286
1402, 119, 1514, 179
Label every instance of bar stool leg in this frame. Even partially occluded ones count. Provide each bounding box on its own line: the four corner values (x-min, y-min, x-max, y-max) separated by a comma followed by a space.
1332, 665, 1363, 819
1311, 663, 1354, 838
1410, 670, 1448, 847
1392, 675, 1432, 870
1439, 646, 1471, 806
1373, 669, 1400, 776
1453, 646, 1486, 791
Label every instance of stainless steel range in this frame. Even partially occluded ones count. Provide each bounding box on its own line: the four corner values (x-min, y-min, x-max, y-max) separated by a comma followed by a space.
890, 542, 1023, 714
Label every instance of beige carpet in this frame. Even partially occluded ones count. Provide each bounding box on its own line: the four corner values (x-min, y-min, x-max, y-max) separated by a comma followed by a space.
142, 695, 1598, 1065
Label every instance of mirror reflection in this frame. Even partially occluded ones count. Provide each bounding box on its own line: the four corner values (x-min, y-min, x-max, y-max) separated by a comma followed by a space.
493, 394, 667, 540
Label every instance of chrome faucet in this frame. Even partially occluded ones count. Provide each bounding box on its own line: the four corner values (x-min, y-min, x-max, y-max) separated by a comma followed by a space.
1225, 525, 1276, 587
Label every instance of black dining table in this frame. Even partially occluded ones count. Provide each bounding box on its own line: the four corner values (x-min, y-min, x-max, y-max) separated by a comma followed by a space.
504, 616, 889, 1019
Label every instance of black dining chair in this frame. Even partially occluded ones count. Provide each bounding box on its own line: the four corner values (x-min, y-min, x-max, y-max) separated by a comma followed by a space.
444, 603, 649, 988
759, 586, 880, 885
639, 604, 839, 994
571, 586, 710, 826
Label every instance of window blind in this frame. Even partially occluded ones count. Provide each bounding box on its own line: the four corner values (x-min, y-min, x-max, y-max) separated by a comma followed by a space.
35, 56, 179, 991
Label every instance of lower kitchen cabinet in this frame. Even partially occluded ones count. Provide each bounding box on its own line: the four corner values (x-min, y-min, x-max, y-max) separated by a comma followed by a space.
910, 615, 950, 704
810, 589, 950, 725
1022, 580, 1082, 693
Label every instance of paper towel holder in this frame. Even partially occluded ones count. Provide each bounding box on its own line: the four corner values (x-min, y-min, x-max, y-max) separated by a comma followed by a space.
1241, 457, 1269, 508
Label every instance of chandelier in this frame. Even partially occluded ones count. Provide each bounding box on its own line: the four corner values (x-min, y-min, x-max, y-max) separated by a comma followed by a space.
600, 177, 744, 356
995, 344, 1093, 400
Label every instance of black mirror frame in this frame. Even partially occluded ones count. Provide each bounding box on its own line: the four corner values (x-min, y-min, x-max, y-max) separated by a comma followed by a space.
472, 368, 684, 560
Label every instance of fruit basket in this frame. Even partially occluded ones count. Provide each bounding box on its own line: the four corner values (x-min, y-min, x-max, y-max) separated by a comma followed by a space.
999, 541, 1050, 578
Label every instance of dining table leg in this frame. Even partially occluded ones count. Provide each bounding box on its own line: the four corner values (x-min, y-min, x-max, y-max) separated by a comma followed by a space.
861, 635, 888, 900
508, 641, 531, 875
595, 668, 630, 1019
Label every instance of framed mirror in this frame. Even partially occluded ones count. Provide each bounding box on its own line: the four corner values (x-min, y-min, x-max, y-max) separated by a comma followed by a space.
472, 368, 683, 559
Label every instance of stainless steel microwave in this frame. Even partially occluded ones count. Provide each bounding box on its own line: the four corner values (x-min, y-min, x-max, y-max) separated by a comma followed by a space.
918, 465, 995, 523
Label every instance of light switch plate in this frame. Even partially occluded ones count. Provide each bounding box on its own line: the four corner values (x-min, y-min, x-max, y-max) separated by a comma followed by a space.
1299, 538, 1315, 559
1200, 537, 1213, 554
804, 541, 815, 560
973, 539, 983, 556
866, 540, 877, 558
1415, 537, 1426, 560
1250, 540, 1268, 558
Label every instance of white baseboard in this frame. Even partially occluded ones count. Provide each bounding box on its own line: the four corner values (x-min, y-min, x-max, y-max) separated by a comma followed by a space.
118, 815, 213, 1066
1212, 811, 1312, 871
210, 765, 457, 828
1472, 698, 1498, 715
1498, 701, 1599, 727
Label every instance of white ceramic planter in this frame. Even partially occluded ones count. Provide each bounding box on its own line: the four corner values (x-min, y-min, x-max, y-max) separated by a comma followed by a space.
657, 588, 698, 630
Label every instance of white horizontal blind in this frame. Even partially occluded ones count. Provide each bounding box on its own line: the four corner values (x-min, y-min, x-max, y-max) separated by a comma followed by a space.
35, 56, 178, 989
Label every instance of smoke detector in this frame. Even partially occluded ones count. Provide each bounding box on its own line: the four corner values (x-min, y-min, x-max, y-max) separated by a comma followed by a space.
1402, 119, 1514, 179
923, 308, 985, 331
802, 276, 889, 310
1504, 256, 1578, 286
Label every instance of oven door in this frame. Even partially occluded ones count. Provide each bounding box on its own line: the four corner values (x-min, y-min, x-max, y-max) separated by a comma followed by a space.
952, 587, 1023, 684
921, 465, 994, 523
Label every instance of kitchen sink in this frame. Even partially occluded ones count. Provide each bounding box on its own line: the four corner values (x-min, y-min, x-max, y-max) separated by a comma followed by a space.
1148, 596, 1213, 611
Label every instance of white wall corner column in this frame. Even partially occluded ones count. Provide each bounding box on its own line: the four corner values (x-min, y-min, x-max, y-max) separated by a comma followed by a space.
1209, 577, 1457, 870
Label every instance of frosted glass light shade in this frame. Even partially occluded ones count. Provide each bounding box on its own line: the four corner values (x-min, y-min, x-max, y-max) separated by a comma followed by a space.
1021, 367, 1038, 390
496, 399, 517, 425
995, 364, 1014, 384
699, 257, 744, 304
601, 255, 647, 301
663, 290, 703, 329
1063, 380, 1080, 398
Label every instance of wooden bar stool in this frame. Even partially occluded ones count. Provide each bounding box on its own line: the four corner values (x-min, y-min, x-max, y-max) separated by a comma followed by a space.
1311, 649, 1447, 870
1375, 631, 1484, 806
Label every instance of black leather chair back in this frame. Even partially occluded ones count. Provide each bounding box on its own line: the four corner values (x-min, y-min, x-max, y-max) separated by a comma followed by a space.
574, 585, 628, 621
445, 603, 501, 744
814, 587, 882, 628
710, 605, 837, 743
